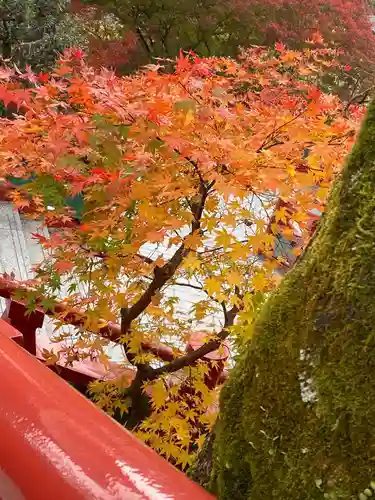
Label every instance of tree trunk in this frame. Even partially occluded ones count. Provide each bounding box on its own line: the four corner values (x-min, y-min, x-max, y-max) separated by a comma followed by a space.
210, 101, 375, 499
189, 427, 216, 489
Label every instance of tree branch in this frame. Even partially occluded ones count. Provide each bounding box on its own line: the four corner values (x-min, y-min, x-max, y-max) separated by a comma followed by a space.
256, 109, 306, 153
135, 26, 152, 56
120, 178, 214, 362
344, 84, 375, 113
171, 281, 204, 291
147, 304, 239, 380
0, 274, 180, 362
1, 19, 12, 59
78, 246, 155, 265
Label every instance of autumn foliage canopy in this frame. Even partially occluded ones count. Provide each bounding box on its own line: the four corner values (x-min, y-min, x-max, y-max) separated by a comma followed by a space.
0, 45, 363, 465
73, 0, 375, 75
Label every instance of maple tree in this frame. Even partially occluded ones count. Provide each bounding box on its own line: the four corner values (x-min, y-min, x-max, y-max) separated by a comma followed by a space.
77, 0, 375, 77
0, 44, 362, 467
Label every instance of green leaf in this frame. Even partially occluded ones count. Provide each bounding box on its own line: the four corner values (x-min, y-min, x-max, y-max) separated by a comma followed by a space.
174, 99, 197, 112
41, 297, 56, 313
65, 194, 85, 220
67, 283, 77, 294
29, 173, 66, 208
147, 138, 165, 153
102, 140, 122, 163
92, 114, 115, 132
118, 124, 131, 140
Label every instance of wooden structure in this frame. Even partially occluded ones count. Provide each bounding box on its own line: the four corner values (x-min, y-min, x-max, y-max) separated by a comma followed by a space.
0, 318, 214, 500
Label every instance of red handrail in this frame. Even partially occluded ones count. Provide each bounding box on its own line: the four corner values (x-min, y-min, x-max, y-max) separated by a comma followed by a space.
0, 319, 215, 500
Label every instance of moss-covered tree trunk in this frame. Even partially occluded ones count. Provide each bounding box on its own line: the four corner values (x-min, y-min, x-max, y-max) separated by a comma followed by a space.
211, 102, 375, 499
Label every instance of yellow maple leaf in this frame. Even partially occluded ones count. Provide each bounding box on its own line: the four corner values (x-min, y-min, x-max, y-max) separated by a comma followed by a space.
164, 401, 181, 418
252, 272, 268, 291
229, 242, 249, 260
185, 408, 198, 421
247, 234, 266, 252
125, 334, 143, 355
184, 231, 202, 250
226, 270, 242, 287
182, 253, 201, 271
205, 216, 218, 232
286, 164, 296, 177
196, 434, 206, 450
194, 301, 208, 320
204, 276, 222, 296
131, 182, 152, 200
147, 305, 165, 317
150, 380, 167, 410
282, 227, 295, 240
316, 185, 329, 201
184, 109, 195, 126
160, 440, 179, 459
221, 212, 237, 227
215, 230, 232, 249
275, 207, 288, 224
175, 449, 192, 469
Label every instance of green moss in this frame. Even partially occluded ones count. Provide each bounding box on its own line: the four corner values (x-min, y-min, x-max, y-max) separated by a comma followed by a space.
212, 101, 375, 499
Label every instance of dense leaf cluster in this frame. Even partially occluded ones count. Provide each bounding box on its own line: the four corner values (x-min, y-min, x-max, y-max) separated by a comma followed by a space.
0, 46, 361, 467
79, 0, 375, 75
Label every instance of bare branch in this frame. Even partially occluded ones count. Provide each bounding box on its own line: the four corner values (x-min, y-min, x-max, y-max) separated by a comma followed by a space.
171, 281, 204, 291
344, 84, 375, 113
136, 26, 153, 56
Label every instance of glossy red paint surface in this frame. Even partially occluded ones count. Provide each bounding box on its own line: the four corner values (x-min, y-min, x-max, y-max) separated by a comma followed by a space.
2, 300, 44, 355
0, 319, 215, 500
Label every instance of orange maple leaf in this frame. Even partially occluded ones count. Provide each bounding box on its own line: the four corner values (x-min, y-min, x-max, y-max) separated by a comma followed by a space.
55, 261, 74, 274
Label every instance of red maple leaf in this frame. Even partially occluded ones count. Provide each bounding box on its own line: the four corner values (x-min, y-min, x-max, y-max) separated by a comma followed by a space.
176, 50, 192, 73
275, 42, 286, 53
38, 72, 49, 83
307, 87, 321, 102
55, 261, 74, 274
31, 233, 48, 245
71, 48, 85, 60
0, 87, 16, 108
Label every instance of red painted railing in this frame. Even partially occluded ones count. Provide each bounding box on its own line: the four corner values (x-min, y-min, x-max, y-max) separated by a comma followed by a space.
0, 319, 215, 500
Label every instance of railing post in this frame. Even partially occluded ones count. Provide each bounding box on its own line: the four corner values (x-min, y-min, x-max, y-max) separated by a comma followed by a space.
2, 299, 44, 355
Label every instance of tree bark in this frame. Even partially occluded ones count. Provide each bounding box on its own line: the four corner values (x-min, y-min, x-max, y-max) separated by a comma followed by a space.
189, 427, 216, 489
209, 101, 375, 499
